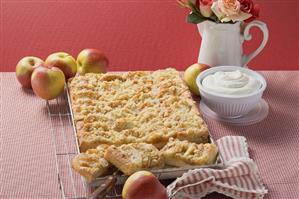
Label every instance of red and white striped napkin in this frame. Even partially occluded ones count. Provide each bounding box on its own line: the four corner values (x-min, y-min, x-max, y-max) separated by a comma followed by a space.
167, 136, 268, 199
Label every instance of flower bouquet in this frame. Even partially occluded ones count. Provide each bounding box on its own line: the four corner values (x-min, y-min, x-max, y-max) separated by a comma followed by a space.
177, 0, 268, 67
177, 0, 260, 24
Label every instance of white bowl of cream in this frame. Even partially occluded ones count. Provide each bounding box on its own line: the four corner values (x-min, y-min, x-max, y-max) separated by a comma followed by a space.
196, 66, 267, 118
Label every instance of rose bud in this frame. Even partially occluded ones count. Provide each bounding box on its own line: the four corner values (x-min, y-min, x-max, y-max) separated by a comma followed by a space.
177, 0, 197, 8
199, 0, 213, 17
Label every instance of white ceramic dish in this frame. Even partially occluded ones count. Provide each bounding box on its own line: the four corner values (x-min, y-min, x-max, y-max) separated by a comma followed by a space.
196, 66, 267, 118
200, 99, 269, 125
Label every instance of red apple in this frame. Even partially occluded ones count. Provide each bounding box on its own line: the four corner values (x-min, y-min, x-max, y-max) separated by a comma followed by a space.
45, 52, 77, 79
31, 64, 65, 100
122, 171, 168, 199
76, 49, 108, 75
15, 56, 44, 88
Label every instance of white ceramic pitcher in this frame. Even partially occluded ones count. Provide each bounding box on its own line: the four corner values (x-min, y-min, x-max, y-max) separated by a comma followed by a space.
197, 20, 269, 67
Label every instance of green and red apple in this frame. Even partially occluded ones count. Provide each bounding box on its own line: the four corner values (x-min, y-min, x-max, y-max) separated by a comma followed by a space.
31, 64, 65, 100
15, 56, 44, 88
122, 171, 167, 199
184, 63, 210, 95
76, 49, 108, 75
45, 52, 77, 79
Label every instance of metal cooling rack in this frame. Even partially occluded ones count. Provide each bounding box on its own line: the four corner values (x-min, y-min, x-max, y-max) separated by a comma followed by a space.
46, 88, 223, 199
46, 90, 122, 199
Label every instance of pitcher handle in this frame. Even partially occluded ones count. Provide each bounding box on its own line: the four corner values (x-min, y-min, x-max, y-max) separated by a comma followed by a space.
242, 20, 269, 66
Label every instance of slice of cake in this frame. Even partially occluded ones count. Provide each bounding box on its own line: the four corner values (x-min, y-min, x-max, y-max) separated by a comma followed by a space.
104, 143, 164, 175
72, 144, 111, 182
160, 138, 218, 167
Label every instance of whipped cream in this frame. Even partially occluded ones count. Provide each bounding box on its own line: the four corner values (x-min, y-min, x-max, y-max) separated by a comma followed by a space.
202, 70, 261, 95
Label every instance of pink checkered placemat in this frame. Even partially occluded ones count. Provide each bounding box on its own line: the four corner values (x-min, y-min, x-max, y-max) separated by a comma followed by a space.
1, 71, 299, 199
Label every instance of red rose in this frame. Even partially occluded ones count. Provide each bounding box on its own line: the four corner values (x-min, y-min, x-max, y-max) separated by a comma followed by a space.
250, 3, 260, 18
239, 0, 253, 13
239, 0, 260, 22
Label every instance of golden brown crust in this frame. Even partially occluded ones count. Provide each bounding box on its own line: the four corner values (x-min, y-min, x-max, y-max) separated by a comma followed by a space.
71, 145, 110, 182
104, 143, 164, 175
68, 68, 209, 152
160, 138, 218, 167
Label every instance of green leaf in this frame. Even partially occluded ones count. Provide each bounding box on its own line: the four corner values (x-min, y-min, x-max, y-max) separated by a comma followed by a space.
187, 12, 206, 24
190, 3, 201, 14
208, 15, 220, 23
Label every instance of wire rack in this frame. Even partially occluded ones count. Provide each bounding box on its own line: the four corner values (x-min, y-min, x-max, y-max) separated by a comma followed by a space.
46, 88, 223, 199
46, 90, 123, 199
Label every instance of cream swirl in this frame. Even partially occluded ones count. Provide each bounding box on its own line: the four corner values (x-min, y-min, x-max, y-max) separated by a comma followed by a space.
202, 70, 261, 95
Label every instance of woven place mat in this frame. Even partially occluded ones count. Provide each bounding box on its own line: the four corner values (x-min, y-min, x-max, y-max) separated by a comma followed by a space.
1, 71, 299, 199
1, 74, 62, 198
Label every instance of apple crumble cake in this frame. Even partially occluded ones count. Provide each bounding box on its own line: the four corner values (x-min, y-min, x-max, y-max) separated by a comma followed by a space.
160, 138, 218, 167
68, 68, 209, 152
104, 143, 164, 175
71, 144, 111, 182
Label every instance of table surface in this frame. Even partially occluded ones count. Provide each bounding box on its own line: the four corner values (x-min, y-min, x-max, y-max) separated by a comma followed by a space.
1, 71, 299, 199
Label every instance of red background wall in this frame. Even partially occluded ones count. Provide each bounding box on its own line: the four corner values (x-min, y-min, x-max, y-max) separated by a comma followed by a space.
0, 0, 298, 72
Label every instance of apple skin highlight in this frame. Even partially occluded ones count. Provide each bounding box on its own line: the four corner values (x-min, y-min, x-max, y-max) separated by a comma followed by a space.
77, 49, 108, 75
122, 171, 168, 199
31, 65, 65, 100
45, 52, 77, 79
184, 63, 210, 96
16, 56, 44, 88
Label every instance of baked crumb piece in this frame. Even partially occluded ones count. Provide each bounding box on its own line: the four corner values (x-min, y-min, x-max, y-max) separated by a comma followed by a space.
160, 138, 218, 167
104, 143, 164, 175
71, 144, 111, 182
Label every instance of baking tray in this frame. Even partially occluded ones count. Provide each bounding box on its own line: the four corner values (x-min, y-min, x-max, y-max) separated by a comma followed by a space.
66, 74, 224, 188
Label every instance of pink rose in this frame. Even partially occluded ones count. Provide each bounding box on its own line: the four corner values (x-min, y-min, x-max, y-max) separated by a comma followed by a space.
211, 0, 252, 22
219, 0, 241, 16
199, 0, 213, 17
